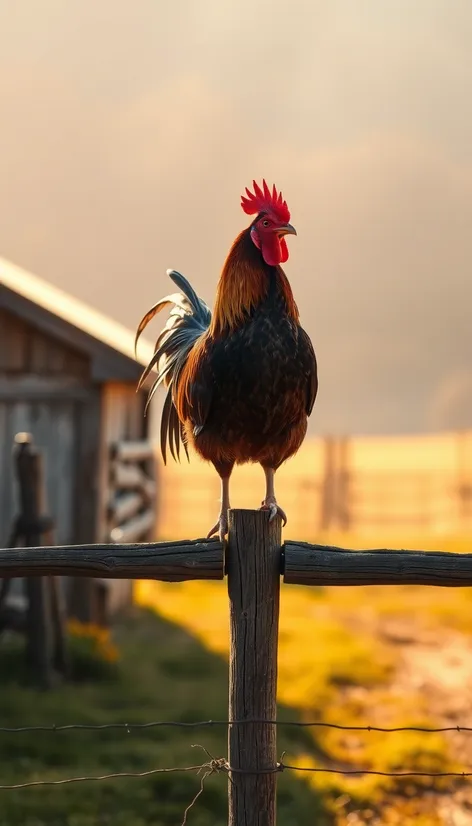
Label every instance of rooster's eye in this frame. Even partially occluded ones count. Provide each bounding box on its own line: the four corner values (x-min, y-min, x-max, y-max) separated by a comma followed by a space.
262, 219, 270, 227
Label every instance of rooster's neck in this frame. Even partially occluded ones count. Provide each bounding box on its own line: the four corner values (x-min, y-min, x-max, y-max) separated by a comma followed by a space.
209, 228, 299, 337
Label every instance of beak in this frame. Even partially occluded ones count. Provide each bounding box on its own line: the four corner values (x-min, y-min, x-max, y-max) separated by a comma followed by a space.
277, 223, 297, 237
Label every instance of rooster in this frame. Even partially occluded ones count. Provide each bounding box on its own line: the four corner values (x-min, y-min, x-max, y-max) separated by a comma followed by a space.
135, 180, 318, 540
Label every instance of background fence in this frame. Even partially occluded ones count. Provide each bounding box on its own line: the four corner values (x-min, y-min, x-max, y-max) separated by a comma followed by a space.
157, 430, 472, 540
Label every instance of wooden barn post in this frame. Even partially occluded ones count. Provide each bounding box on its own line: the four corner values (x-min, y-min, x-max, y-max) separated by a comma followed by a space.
14, 435, 54, 687
227, 509, 282, 826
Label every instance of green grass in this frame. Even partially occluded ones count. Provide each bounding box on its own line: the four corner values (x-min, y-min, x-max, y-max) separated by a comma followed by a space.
0, 608, 327, 826
3, 536, 472, 826
136, 578, 466, 825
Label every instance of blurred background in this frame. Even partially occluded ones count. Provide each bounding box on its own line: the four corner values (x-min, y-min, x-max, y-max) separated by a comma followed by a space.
1, 3, 472, 825
1, 0, 471, 542
1, 1, 471, 437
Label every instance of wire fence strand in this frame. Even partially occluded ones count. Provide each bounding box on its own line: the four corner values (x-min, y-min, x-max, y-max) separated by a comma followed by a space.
1, 759, 472, 791
1, 718, 471, 734
0, 765, 206, 790
2, 720, 470, 799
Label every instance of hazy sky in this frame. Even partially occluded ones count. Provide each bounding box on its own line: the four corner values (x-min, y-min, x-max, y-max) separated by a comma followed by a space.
1, 1, 471, 435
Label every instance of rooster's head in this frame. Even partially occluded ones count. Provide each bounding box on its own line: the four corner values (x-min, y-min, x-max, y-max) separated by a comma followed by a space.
241, 179, 296, 267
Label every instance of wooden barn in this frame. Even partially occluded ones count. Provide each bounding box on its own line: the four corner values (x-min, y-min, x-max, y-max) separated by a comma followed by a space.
0, 256, 156, 623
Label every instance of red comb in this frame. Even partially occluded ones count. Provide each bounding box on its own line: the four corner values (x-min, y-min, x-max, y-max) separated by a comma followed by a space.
241, 179, 290, 223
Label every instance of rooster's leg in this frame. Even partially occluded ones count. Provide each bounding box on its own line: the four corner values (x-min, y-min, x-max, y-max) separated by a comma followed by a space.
207, 462, 234, 541
260, 466, 287, 526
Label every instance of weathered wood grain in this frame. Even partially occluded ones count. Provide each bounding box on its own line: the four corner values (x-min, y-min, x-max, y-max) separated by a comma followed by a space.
0, 539, 224, 582
227, 509, 282, 826
283, 541, 472, 586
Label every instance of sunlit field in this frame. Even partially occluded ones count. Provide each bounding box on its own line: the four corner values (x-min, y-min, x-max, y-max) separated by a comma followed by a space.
135, 429, 472, 823
136, 536, 472, 824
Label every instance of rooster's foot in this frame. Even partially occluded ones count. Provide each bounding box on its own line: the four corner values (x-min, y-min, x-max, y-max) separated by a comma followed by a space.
207, 512, 229, 542
260, 498, 287, 526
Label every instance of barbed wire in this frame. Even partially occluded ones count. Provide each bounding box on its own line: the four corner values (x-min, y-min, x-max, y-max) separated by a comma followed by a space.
0, 718, 471, 734
285, 765, 472, 778
2, 718, 470, 820
1, 758, 472, 791
0, 764, 205, 790
3, 744, 469, 826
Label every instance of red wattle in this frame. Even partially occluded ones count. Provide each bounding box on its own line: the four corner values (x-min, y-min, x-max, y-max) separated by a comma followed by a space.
261, 235, 282, 266
280, 237, 289, 263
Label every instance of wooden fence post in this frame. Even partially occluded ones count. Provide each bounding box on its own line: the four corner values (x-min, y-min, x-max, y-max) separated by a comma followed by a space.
227, 509, 282, 826
337, 436, 351, 531
319, 436, 336, 531
14, 435, 54, 688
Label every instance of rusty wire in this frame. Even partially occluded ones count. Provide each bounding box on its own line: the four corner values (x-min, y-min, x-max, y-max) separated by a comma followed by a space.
1, 759, 471, 791
0, 718, 471, 734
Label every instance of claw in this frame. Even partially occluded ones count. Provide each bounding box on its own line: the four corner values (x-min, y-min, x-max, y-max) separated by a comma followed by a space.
207, 512, 229, 542
260, 500, 287, 527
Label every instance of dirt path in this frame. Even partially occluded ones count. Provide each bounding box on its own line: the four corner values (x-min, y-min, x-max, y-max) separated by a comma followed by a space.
380, 619, 472, 825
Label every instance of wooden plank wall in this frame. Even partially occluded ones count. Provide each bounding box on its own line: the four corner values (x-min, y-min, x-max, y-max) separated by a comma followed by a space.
0, 310, 94, 616
0, 308, 89, 378
0, 308, 151, 622
0, 402, 78, 546
0, 310, 91, 545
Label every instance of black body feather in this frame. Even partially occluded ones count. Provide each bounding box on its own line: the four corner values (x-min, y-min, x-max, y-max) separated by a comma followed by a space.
135, 269, 211, 463
136, 265, 318, 470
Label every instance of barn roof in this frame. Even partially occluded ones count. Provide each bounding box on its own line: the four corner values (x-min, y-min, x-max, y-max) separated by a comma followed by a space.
0, 256, 155, 382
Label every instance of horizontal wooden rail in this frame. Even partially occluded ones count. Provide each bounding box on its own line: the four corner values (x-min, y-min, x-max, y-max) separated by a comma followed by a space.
283, 541, 472, 587
111, 461, 156, 500
0, 539, 223, 582
2, 536, 472, 587
109, 440, 155, 463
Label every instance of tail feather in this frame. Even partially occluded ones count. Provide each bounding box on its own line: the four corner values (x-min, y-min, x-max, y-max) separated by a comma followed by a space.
135, 270, 211, 464
169, 395, 181, 461
160, 386, 173, 464
134, 294, 189, 354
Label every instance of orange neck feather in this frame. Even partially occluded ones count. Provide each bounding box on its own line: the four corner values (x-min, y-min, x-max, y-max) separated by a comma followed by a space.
209, 229, 299, 336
